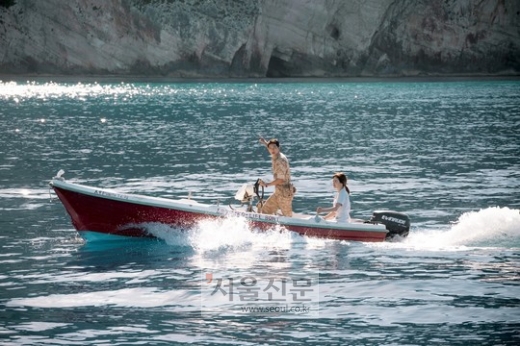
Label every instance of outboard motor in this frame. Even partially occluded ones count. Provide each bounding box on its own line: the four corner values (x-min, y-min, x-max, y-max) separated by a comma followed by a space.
370, 211, 410, 240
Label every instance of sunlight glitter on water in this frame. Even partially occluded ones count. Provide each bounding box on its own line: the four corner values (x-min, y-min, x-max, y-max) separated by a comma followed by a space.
1, 81, 104, 100
0, 80, 253, 102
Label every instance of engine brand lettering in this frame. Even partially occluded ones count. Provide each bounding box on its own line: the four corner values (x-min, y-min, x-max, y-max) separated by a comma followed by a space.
381, 215, 406, 224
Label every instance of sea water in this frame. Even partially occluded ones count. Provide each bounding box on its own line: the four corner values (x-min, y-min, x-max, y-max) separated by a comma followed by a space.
0, 78, 519, 345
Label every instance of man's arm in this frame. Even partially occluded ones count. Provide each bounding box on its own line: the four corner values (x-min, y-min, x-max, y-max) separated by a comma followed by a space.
261, 158, 289, 188
258, 136, 268, 147
261, 178, 285, 188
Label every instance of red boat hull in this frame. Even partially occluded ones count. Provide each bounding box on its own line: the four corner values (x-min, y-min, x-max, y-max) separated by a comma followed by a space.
51, 180, 388, 242
53, 187, 213, 237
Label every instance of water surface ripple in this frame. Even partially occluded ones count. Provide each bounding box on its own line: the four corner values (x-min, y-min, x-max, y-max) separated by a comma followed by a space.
1, 79, 519, 345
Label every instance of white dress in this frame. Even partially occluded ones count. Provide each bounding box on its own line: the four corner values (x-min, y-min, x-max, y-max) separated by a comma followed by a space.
334, 188, 351, 222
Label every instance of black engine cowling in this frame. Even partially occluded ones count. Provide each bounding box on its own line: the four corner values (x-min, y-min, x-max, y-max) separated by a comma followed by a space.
370, 211, 410, 240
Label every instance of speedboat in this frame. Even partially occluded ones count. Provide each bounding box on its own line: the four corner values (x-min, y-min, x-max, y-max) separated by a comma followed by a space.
49, 171, 410, 242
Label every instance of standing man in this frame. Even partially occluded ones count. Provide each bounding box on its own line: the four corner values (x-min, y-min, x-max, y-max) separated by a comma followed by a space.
257, 136, 295, 217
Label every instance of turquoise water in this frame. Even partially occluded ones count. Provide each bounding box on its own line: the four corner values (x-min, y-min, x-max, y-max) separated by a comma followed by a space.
1, 79, 519, 345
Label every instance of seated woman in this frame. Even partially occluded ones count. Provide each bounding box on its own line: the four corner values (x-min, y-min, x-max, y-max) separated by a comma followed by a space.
316, 172, 351, 222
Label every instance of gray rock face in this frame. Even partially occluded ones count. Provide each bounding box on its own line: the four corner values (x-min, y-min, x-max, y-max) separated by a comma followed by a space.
0, 0, 518, 77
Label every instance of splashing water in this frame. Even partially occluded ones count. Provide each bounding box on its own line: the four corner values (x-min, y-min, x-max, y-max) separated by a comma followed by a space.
120, 207, 520, 253
142, 216, 294, 252
402, 207, 520, 249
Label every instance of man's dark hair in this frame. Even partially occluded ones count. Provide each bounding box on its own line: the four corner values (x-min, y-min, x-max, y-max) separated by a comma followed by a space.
267, 139, 279, 147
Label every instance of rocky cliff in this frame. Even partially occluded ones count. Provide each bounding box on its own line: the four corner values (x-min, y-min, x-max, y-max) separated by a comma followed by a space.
0, 0, 518, 77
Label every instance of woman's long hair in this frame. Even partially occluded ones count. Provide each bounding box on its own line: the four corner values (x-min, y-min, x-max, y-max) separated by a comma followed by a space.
333, 172, 350, 194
